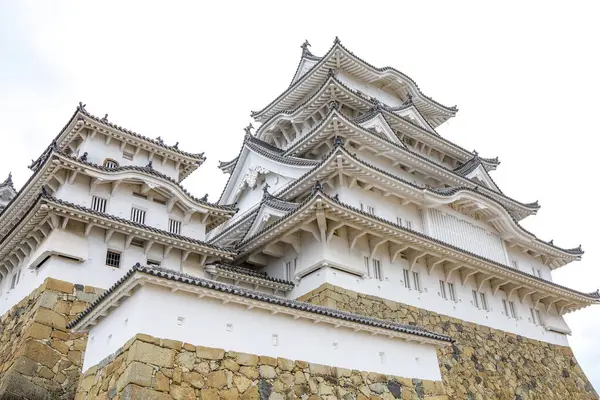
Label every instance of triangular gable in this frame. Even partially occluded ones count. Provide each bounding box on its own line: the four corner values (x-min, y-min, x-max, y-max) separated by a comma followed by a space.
291, 58, 319, 85
243, 201, 290, 241
356, 113, 407, 148
465, 164, 501, 192
393, 107, 433, 132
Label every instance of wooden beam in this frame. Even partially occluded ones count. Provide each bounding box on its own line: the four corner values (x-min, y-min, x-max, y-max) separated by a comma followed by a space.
518, 288, 537, 303
105, 229, 115, 243
444, 263, 463, 281
263, 243, 285, 258
125, 235, 135, 249
428, 258, 446, 275
316, 209, 327, 243
460, 269, 478, 285
144, 240, 154, 255
348, 229, 367, 250
163, 246, 173, 259
326, 221, 345, 243
390, 243, 409, 264
491, 279, 509, 295
182, 250, 191, 262
84, 223, 94, 237
369, 238, 388, 258
407, 250, 427, 271
475, 274, 493, 291
280, 233, 301, 253
300, 222, 321, 242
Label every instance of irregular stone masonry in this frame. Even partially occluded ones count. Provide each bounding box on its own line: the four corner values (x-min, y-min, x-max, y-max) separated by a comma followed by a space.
0, 278, 103, 400
297, 284, 599, 400
75, 334, 448, 399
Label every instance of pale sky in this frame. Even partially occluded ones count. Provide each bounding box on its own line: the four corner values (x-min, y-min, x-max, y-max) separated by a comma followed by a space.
1, 0, 599, 390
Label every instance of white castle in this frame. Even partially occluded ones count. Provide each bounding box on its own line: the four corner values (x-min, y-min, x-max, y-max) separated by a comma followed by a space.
1, 39, 597, 398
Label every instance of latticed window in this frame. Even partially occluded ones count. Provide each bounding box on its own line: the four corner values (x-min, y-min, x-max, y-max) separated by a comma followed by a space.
412, 271, 421, 291
169, 219, 182, 234
448, 282, 457, 302
91, 196, 107, 213
104, 158, 119, 169
105, 250, 121, 268
403, 269, 411, 289
372, 259, 382, 281
439, 280, 447, 299
285, 258, 297, 281
131, 207, 146, 224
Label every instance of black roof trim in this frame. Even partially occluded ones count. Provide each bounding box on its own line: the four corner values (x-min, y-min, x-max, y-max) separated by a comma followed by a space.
68, 264, 452, 343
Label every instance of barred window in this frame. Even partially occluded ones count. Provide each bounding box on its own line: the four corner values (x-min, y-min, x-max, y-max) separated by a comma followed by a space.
169, 219, 182, 235
105, 250, 121, 268
372, 259, 382, 281
412, 271, 421, 291
439, 280, 447, 299
131, 207, 146, 224
472, 290, 480, 309
502, 299, 510, 317
508, 301, 517, 318
480, 292, 488, 311
91, 196, 107, 213
104, 158, 119, 169
285, 258, 297, 281
403, 269, 411, 289
448, 282, 457, 302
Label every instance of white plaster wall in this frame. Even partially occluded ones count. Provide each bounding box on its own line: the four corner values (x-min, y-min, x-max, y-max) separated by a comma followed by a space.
54, 175, 205, 240
0, 226, 197, 314
83, 284, 443, 382
506, 247, 552, 280
337, 72, 404, 108
78, 133, 178, 180
289, 259, 570, 347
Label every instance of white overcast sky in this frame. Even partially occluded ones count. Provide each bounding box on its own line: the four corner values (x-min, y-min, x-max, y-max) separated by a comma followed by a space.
1, 0, 599, 390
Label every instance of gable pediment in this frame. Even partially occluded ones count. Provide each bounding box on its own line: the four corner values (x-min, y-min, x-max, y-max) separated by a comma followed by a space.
465, 164, 501, 192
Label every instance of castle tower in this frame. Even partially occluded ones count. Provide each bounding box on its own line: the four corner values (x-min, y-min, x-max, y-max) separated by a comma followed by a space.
0, 104, 236, 398
68, 39, 598, 399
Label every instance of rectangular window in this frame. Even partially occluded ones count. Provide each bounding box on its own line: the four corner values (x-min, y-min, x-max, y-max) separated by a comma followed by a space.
530, 308, 537, 324
91, 196, 107, 213
396, 217, 403, 226
511, 260, 518, 269
130, 207, 146, 224
403, 269, 411, 289
405, 220, 412, 230
509, 301, 517, 319
123, 150, 134, 160
536, 269, 542, 278
535, 310, 542, 325
372, 259, 382, 281
412, 271, 421, 291
480, 292, 488, 311
502, 299, 509, 317
367, 205, 375, 214
147, 259, 161, 267
131, 238, 145, 248
364, 256, 370, 276
10, 273, 17, 289
448, 283, 457, 302
169, 219, 182, 235
472, 290, 480, 309
285, 258, 296, 281
105, 250, 121, 268
439, 280, 447, 299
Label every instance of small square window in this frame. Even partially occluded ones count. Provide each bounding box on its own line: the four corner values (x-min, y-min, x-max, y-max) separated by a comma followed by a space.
106, 250, 121, 268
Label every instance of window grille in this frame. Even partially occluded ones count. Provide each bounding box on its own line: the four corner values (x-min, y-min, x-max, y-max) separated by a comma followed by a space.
511, 260, 519, 269
439, 280, 447, 299
403, 269, 411, 289
396, 217, 403, 226
91, 196, 107, 213
448, 282, 457, 302
405, 220, 412, 230
372, 259, 382, 281
535, 309, 542, 325
105, 250, 121, 268
412, 271, 421, 291
509, 301, 517, 318
285, 259, 297, 281
147, 259, 161, 267
472, 290, 480, 309
367, 205, 375, 214
530, 308, 537, 324
10, 273, 17, 289
480, 292, 488, 311
123, 151, 134, 160
131, 207, 146, 224
169, 219, 182, 235
103, 159, 119, 169
502, 299, 509, 317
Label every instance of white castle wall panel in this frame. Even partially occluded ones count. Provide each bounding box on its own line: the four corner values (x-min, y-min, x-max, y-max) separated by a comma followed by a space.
82, 284, 443, 381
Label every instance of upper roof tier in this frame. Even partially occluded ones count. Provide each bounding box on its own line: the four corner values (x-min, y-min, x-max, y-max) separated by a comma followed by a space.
251, 38, 457, 128
29, 103, 206, 182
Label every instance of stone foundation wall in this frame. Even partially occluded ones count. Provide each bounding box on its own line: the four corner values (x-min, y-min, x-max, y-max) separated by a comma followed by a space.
76, 334, 448, 400
0, 278, 103, 400
298, 284, 598, 400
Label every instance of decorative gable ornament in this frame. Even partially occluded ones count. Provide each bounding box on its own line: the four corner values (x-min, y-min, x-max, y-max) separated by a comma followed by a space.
233, 165, 270, 201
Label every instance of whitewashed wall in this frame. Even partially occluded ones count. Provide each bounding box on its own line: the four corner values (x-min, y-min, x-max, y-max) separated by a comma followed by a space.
78, 133, 179, 180
82, 284, 443, 381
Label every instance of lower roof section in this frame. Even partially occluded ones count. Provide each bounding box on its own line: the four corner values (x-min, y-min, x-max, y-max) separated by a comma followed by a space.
69, 263, 452, 346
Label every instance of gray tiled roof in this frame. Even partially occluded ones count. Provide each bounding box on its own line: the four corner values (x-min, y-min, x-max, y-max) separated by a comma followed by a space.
207, 262, 295, 286
67, 263, 453, 343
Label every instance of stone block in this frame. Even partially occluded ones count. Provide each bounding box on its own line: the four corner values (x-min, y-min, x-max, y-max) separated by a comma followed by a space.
153, 371, 169, 392
0, 371, 52, 400
11, 357, 38, 376
26, 322, 53, 340
309, 363, 332, 376
183, 371, 205, 389
117, 361, 154, 391
176, 351, 195, 370
259, 356, 277, 367
34, 308, 67, 330
171, 384, 196, 400
240, 366, 259, 380
23, 340, 61, 368
277, 358, 294, 371
37, 291, 58, 309
161, 338, 182, 350
234, 374, 252, 393
234, 351, 259, 366
127, 340, 175, 368
207, 370, 228, 388
259, 365, 277, 379
44, 278, 74, 294
120, 383, 172, 400
50, 339, 70, 355
200, 388, 220, 399
196, 345, 225, 360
